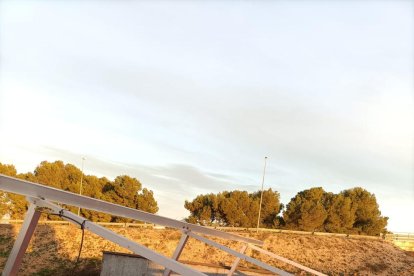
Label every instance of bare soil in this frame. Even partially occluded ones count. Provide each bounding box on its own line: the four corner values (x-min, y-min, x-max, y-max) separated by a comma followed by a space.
0, 224, 413, 275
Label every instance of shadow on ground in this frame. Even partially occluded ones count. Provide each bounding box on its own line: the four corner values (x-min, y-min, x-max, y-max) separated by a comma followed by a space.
0, 224, 101, 276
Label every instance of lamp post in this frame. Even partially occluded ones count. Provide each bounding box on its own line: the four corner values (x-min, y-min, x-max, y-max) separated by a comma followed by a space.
77, 157, 86, 216
256, 156, 268, 232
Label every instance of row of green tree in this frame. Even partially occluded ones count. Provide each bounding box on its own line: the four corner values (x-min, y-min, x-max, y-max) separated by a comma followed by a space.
0, 160, 388, 235
0, 161, 158, 222
185, 187, 388, 236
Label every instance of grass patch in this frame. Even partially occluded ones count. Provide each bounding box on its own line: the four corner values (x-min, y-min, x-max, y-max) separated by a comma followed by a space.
367, 262, 389, 272
0, 250, 10, 257
0, 235, 12, 244
31, 268, 57, 276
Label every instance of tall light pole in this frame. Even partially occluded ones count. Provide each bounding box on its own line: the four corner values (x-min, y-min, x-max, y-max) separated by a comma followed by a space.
256, 156, 268, 232
77, 157, 86, 216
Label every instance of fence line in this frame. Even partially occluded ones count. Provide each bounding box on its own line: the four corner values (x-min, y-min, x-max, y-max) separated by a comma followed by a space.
209, 226, 414, 243
209, 226, 389, 240
0, 219, 154, 228
1, 219, 412, 243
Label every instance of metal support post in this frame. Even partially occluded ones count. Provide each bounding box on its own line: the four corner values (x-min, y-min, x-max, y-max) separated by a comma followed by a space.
227, 244, 248, 276
2, 204, 41, 276
163, 231, 190, 276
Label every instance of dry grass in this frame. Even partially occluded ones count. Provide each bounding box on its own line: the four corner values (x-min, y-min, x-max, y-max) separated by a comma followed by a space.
0, 224, 413, 275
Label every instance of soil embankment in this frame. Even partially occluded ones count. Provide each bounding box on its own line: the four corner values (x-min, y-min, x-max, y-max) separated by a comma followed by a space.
0, 224, 413, 275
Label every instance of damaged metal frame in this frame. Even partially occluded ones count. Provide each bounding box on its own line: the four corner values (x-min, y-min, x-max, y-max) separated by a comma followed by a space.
0, 174, 326, 276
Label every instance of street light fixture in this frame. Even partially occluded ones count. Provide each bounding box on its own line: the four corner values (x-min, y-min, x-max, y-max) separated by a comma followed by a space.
256, 156, 268, 232
77, 157, 86, 216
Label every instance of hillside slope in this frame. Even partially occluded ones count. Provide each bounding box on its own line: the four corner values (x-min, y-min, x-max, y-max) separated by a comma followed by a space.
0, 224, 413, 275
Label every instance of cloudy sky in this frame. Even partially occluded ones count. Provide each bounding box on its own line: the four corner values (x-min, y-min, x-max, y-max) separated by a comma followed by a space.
0, 1, 413, 232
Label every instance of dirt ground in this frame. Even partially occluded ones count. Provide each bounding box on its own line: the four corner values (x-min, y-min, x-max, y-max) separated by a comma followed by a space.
0, 224, 413, 275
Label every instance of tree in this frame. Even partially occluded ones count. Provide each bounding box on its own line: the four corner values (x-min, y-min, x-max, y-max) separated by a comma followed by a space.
283, 187, 328, 231
0, 160, 159, 222
136, 188, 159, 214
33, 161, 83, 215
184, 193, 219, 225
0, 163, 17, 218
218, 191, 253, 227
103, 175, 159, 222
324, 193, 356, 233
0, 163, 17, 176
184, 189, 283, 228
79, 175, 112, 222
103, 175, 142, 207
341, 187, 388, 235
0, 163, 29, 219
283, 186, 388, 235
253, 189, 283, 228
34, 161, 82, 192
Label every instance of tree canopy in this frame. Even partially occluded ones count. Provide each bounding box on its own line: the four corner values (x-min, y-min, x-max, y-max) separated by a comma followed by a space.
283, 187, 388, 235
283, 187, 329, 232
185, 188, 283, 228
186, 186, 388, 235
0, 161, 158, 222
1, 161, 389, 235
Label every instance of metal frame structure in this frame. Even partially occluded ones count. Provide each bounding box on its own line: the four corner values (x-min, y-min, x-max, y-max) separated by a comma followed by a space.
0, 174, 326, 276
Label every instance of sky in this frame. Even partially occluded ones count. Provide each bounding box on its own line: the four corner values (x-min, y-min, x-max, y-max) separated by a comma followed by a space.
0, 1, 413, 232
